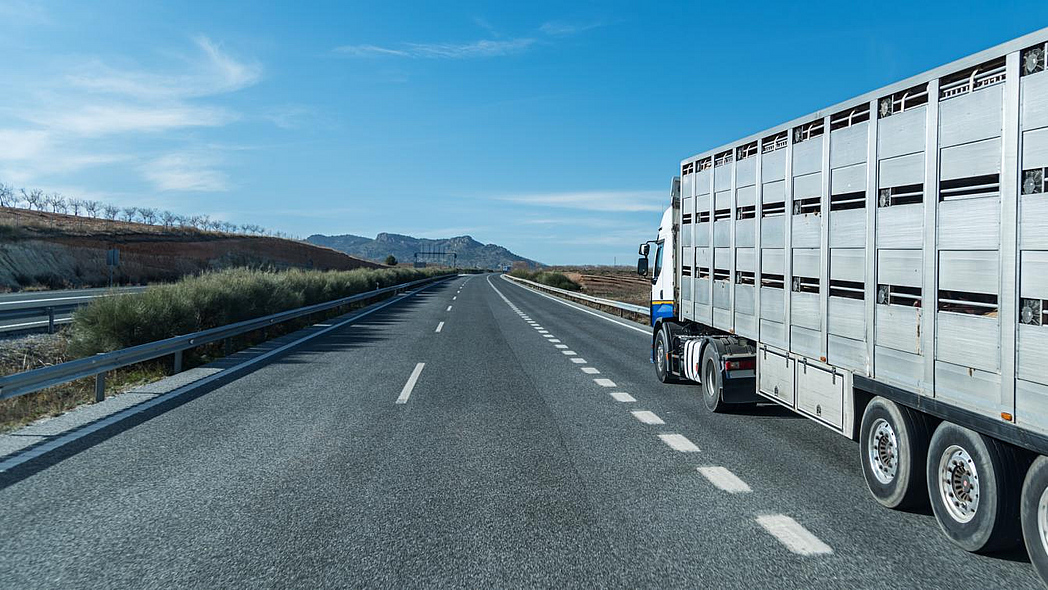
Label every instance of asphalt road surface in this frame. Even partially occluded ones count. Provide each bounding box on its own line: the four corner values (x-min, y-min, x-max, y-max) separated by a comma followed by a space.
0, 275, 1040, 588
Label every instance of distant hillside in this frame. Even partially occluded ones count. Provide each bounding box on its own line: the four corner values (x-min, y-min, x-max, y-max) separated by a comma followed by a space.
307, 233, 541, 269
0, 208, 380, 290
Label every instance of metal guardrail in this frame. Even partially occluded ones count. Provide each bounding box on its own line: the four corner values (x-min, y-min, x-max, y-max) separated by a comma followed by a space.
0, 275, 450, 403
0, 287, 148, 334
502, 274, 650, 317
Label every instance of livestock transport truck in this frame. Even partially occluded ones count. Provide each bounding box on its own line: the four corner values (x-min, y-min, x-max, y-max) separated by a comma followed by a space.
638, 27, 1048, 582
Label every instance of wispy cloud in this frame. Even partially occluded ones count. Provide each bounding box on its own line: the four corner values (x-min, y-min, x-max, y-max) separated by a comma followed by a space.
31, 104, 236, 136
500, 190, 667, 213
141, 153, 230, 192
539, 20, 605, 37
334, 38, 535, 59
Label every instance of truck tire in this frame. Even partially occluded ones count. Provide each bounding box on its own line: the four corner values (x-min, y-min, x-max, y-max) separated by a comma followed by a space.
654, 329, 674, 384
1021, 456, 1048, 583
858, 397, 931, 509
927, 421, 1024, 553
700, 345, 725, 413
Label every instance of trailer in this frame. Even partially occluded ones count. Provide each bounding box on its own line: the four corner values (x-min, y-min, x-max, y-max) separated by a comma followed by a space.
638, 27, 1048, 581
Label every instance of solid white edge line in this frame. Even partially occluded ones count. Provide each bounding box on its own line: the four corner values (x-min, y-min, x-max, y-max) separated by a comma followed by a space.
697, 466, 752, 494
435, 321, 444, 333
631, 410, 664, 425
658, 433, 699, 452
755, 514, 833, 556
396, 362, 426, 404
0, 280, 447, 472
499, 275, 649, 334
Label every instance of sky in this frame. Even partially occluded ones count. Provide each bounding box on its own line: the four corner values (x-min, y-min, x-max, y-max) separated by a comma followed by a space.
1, 1, 1047, 265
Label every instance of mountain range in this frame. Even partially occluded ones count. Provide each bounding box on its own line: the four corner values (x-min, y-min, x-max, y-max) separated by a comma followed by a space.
305, 233, 542, 269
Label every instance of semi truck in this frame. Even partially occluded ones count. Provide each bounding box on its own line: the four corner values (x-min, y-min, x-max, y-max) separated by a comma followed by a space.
638, 27, 1048, 582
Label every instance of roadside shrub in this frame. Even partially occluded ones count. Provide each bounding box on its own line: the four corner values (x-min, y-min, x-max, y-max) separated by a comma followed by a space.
508, 268, 581, 292
69, 266, 451, 355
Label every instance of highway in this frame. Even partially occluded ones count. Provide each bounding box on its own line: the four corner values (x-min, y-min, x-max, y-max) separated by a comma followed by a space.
0, 274, 1039, 588
0, 286, 146, 334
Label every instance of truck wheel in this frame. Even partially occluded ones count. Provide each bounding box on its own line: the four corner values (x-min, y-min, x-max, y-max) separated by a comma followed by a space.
700, 346, 725, 413
859, 397, 931, 509
654, 329, 673, 383
927, 422, 1023, 553
1021, 456, 1048, 582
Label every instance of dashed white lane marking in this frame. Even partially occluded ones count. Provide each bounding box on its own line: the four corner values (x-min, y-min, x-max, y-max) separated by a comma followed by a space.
658, 433, 699, 452
446, 305, 453, 311
562, 350, 577, 355
537, 330, 548, 334
594, 378, 616, 387
610, 392, 636, 402
396, 363, 426, 404
756, 515, 833, 556
697, 466, 752, 494
453, 296, 457, 300
544, 336, 556, 339
570, 358, 587, 364
501, 275, 648, 334
555, 344, 568, 349
435, 321, 444, 333
581, 367, 600, 374
631, 410, 664, 425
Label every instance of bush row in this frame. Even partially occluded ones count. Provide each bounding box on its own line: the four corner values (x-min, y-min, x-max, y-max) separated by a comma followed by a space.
507, 269, 581, 292
69, 267, 451, 355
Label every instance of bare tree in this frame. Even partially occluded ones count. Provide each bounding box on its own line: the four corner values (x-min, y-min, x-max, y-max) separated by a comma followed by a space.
223, 221, 237, 233
103, 204, 120, 220
23, 189, 45, 211
84, 200, 101, 217
121, 207, 138, 222
46, 193, 66, 213
139, 207, 158, 225
68, 198, 84, 216
0, 183, 14, 208
160, 210, 178, 227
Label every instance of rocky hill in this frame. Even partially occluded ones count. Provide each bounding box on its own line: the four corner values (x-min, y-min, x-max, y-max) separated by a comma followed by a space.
306, 233, 541, 269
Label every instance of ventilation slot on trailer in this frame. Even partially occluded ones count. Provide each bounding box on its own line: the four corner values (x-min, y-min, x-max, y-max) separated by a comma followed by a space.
1021, 42, 1047, 77
682, 265, 693, 277
761, 273, 785, 289
714, 208, 732, 221
736, 204, 756, 220
762, 201, 786, 217
830, 279, 864, 300
939, 57, 1007, 101
792, 119, 824, 144
793, 197, 821, 215
792, 276, 820, 293
1023, 168, 1046, 195
878, 184, 924, 207
939, 174, 1000, 201
682, 162, 694, 176
698, 266, 711, 279
762, 131, 788, 154
697, 210, 711, 223
697, 157, 713, 172
713, 269, 731, 282
830, 191, 865, 211
830, 103, 871, 131
1021, 298, 1047, 326
938, 290, 997, 316
714, 150, 734, 168
878, 83, 929, 118
737, 141, 758, 161
736, 271, 755, 285
877, 285, 922, 307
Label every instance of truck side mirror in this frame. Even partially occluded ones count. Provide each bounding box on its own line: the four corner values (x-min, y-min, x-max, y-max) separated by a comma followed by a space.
639, 243, 650, 257
637, 257, 649, 277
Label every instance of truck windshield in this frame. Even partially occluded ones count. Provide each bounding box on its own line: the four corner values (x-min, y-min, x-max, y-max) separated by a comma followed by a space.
653, 241, 664, 281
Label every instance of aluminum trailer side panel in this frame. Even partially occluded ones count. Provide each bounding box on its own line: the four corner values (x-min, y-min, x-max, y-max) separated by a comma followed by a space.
677, 30, 1048, 438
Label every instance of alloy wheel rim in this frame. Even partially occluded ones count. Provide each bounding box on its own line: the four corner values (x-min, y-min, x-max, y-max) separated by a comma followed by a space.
867, 418, 898, 485
938, 444, 980, 523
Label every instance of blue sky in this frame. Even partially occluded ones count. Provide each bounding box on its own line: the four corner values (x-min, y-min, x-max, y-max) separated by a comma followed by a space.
1, 1, 1047, 265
